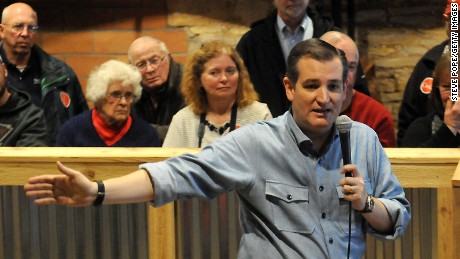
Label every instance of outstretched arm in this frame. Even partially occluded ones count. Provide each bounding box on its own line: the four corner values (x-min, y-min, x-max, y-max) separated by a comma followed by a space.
24, 161, 155, 207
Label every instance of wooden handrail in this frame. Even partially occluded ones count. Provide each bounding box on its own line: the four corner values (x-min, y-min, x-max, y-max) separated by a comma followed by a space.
1, 147, 458, 186
0, 147, 199, 185
384, 148, 460, 188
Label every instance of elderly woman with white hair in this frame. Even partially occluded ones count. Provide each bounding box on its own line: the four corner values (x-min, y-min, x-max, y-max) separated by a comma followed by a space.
56, 60, 160, 147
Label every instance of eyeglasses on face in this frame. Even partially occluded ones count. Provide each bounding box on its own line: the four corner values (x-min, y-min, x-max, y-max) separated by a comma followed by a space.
106, 91, 135, 103
5, 23, 39, 33
134, 55, 165, 70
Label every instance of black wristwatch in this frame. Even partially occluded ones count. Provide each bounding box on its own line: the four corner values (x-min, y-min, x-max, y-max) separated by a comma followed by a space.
93, 180, 105, 207
356, 194, 375, 213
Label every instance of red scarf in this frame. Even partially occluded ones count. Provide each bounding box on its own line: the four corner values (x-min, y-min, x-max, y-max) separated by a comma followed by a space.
92, 109, 132, 146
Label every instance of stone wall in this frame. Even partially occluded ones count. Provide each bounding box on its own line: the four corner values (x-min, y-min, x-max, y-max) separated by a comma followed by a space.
366, 28, 446, 123
0, 0, 449, 130
337, 0, 446, 129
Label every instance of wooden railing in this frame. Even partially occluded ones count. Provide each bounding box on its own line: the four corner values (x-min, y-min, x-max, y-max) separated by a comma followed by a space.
383, 148, 460, 259
0, 147, 459, 259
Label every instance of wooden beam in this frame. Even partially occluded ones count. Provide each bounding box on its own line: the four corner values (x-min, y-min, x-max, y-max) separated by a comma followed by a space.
385, 148, 460, 188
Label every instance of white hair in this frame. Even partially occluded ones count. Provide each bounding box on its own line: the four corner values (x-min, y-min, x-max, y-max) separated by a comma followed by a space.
86, 60, 142, 104
127, 36, 169, 63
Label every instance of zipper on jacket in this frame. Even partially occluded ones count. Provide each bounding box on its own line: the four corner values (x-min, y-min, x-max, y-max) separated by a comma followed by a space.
40, 74, 69, 90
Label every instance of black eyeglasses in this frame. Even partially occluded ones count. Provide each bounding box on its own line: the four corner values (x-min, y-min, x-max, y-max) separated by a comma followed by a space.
5, 23, 39, 33
106, 92, 135, 103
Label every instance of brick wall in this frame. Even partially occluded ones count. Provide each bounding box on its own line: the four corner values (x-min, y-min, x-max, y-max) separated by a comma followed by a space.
1, 0, 449, 130
8, 0, 190, 92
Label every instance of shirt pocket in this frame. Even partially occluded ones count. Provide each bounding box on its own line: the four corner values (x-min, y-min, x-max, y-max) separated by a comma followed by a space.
265, 181, 315, 234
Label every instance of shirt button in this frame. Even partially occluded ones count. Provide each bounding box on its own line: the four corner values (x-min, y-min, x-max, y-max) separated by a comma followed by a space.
321, 213, 326, 219
287, 195, 292, 200
329, 238, 333, 244
319, 186, 324, 192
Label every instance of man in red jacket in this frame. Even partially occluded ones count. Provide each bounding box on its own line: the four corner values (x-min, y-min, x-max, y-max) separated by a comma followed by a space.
321, 31, 396, 147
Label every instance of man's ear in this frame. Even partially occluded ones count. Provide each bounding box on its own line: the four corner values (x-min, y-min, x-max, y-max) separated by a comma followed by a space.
284, 76, 294, 101
342, 80, 348, 100
0, 25, 5, 39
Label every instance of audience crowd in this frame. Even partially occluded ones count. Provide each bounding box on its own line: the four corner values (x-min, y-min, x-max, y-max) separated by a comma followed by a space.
2, 1, 453, 149
4, 0, 455, 258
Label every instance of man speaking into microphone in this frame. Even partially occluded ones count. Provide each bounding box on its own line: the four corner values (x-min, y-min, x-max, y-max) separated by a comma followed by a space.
25, 39, 411, 259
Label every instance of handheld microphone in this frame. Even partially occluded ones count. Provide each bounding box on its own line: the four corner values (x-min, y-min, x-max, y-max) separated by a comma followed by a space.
336, 115, 353, 177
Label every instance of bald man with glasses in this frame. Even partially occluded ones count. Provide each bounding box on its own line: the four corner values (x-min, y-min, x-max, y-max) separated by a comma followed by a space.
0, 2, 88, 146
128, 36, 185, 143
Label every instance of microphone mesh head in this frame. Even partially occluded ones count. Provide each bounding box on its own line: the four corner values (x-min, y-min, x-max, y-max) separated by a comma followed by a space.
335, 115, 352, 133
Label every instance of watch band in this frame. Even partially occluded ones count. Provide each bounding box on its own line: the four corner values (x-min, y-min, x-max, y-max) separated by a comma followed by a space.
356, 194, 374, 213
93, 180, 105, 207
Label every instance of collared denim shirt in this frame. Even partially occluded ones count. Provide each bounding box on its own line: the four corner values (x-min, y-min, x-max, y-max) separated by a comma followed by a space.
141, 111, 411, 259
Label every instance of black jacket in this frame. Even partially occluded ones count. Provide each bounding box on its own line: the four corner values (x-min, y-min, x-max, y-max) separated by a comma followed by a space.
0, 43, 88, 146
131, 60, 184, 142
401, 112, 460, 147
397, 40, 448, 146
0, 88, 48, 146
236, 7, 368, 117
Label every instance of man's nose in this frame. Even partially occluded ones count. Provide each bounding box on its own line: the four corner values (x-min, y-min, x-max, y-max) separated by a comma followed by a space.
317, 87, 330, 103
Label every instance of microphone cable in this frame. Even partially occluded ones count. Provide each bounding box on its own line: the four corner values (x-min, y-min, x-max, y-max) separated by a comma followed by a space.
347, 201, 351, 259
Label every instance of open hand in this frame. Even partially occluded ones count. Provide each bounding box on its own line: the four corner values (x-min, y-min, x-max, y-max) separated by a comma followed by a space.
24, 161, 97, 207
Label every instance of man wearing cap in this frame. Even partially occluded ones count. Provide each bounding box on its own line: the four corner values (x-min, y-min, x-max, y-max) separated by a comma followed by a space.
0, 2, 88, 146
397, 0, 456, 146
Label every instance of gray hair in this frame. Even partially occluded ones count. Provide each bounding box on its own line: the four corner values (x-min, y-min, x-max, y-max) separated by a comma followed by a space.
86, 60, 142, 104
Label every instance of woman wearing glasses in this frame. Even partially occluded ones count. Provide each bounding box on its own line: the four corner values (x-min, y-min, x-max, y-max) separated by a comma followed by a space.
56, 60, 160, 147
401, 52, 460, 147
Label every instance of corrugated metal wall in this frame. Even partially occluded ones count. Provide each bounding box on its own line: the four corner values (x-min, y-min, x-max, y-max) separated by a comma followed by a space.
365, 188, 437, 259
176, 191, 240, 259
0, 187, 437, 259
0, 186, 149, 259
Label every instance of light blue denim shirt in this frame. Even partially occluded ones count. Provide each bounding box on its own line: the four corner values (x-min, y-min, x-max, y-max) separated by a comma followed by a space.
141, 111, 411, 259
